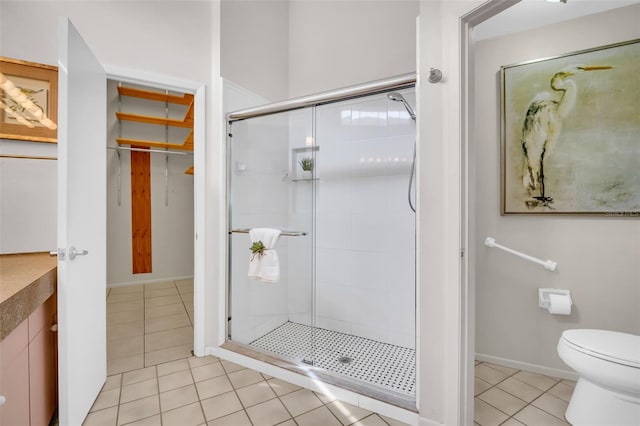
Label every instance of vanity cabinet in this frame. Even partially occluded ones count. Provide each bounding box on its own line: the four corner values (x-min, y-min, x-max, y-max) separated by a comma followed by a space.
28, 294, 58, 426
0, 293, 57, 426
0, 253, 58, 426
0, 321, 30, 426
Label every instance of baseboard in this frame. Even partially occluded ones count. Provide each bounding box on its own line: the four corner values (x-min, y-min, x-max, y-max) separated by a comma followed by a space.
107, 275, 194, 288
475, 353, 578, 381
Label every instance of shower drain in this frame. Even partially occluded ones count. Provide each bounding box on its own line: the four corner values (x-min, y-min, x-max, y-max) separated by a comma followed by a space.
338, 356, 353, 364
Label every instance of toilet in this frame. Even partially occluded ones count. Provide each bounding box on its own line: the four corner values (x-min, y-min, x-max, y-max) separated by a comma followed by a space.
557, 329, 640, 426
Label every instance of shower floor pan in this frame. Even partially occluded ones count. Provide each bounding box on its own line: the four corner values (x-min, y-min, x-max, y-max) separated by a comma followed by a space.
250, 321, 416, 397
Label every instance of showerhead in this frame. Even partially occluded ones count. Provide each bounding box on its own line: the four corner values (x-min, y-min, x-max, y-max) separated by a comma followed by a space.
387, 92, 416, 121
387, 92, 405, 102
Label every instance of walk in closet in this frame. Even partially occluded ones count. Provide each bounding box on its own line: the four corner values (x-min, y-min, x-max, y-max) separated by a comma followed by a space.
106, 80, 195, 285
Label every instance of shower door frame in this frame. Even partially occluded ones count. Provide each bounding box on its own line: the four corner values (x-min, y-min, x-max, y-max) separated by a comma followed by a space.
223, 73, 418, 410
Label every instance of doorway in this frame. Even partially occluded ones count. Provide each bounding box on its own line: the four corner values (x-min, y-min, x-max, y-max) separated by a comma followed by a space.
105, 79, 196, 375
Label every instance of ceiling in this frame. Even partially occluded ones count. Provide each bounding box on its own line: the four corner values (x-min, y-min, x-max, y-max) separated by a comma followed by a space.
475, 0, 640, 41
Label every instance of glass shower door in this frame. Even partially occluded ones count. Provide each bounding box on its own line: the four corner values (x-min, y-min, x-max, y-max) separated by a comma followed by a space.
227, 108, 317, 366
227, 87, 417, 400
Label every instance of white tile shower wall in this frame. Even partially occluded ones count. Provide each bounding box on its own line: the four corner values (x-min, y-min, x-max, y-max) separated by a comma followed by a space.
312, 90, 416, 349
229, 114, 292, 344
286, 109, 315, 328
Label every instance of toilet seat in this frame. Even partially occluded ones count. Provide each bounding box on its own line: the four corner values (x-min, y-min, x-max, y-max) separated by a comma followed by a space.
561, 329, 640, 369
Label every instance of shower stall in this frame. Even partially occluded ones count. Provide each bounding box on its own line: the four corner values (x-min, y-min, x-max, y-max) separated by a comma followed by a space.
226, 75, 417, 406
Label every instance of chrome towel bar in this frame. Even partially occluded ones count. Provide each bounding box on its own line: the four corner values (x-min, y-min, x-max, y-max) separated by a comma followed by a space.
229, 228, 307, 237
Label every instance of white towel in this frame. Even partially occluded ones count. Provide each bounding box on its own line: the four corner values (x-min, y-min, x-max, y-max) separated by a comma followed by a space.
248, 228, 282, 283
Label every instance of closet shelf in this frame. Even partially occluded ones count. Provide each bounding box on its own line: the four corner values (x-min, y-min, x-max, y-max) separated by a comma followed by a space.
116, 130, 193, 151
117, 86, 194, 105
115, 112, 193, 128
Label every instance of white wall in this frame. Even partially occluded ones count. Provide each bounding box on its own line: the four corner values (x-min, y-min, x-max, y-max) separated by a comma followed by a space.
313, 90, 416, 349
0, 140, 57, 254
288, 0, 419, 97
0, 1, 214, 83
105, 80, 194, 285
474, 4, 640, 373
220, 0, 418, 101
220, 0, 289, 102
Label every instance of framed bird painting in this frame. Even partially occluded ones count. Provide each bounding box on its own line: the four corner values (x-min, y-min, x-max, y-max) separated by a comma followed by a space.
500, 39, 639, 216
0, 57, 58, 143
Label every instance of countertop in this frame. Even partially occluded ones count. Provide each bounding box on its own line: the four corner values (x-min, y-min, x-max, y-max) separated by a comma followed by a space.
0, 252, 57, 341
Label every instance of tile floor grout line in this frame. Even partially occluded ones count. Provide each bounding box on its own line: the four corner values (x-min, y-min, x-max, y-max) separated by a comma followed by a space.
476, 383, 545, 425
186, 350, 215, 425
281, 389, 330, 423
154, 363, 163, 426
524, 389, 570, 423
474, 369, 570, 426
177, 279, 194, 327
230, 366, 261, 425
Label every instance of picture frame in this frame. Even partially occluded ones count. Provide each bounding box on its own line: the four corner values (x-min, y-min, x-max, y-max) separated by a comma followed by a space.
500, 39, 639, 216
0, 57, 58, 143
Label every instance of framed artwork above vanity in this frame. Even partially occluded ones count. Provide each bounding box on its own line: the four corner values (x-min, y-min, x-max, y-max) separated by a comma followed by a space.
0, 57, 58, 143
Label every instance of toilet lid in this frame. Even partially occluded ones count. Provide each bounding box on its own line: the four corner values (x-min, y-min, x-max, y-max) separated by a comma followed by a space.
561, 329, 640, 368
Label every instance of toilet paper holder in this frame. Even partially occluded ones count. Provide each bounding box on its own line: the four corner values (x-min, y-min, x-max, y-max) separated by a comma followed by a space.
538, 288, 572, 314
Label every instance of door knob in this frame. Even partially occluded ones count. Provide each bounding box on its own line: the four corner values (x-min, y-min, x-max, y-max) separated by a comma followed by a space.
69, 246, 88, 260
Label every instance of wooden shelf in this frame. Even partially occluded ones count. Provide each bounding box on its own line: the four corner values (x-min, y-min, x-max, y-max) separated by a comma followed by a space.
115, 112, 193, 128
116, 130, 193, 151
117, 86, 193, 105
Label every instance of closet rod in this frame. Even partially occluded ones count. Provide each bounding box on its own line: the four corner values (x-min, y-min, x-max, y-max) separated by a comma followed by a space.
107, 146, 192, 156
0, 154, 57, 160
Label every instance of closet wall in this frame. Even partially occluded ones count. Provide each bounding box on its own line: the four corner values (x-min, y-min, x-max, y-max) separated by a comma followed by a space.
106, 80, 194, 286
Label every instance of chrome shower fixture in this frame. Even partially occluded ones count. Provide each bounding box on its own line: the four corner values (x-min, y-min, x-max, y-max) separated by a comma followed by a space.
387, 92, 416, 121
387, 91, 417, 213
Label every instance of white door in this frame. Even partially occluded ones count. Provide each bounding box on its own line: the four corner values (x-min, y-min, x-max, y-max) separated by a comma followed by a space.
57, 17, 107, 426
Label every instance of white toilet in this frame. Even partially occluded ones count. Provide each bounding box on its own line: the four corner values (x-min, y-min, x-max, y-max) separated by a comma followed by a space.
557, 329, 640, 426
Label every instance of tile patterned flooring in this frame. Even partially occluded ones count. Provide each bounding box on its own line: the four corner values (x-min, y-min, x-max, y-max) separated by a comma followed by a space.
83, 355, 409, 426
474, 361, 575, 426
100, 280, 575, 425
107, 280, 195, 375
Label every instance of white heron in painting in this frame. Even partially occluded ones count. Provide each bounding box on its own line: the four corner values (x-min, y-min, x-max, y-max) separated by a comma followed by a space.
521, 64, 612, 207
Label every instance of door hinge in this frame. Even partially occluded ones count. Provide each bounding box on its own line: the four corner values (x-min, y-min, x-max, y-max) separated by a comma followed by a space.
460, 249, 465, 259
